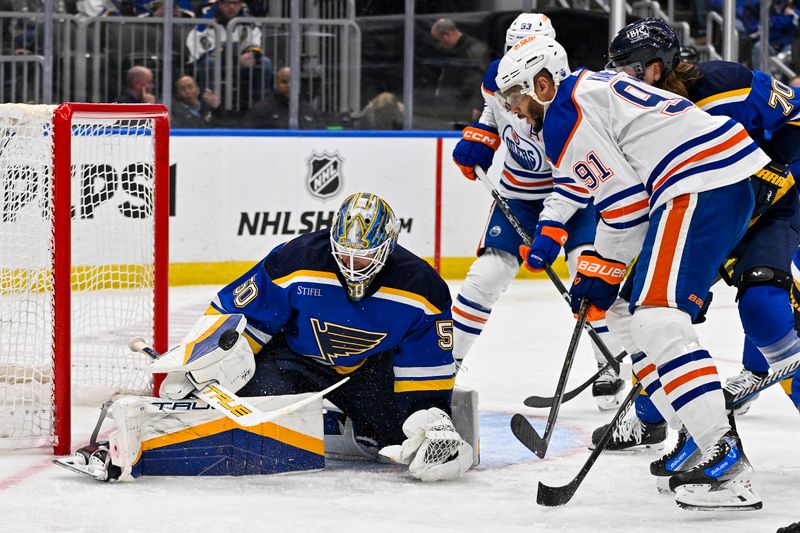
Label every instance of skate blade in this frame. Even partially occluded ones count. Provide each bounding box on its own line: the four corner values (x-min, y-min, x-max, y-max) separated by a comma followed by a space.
674, 482, 763, 511
53, 457, 106, 481
588, 441, 666, 453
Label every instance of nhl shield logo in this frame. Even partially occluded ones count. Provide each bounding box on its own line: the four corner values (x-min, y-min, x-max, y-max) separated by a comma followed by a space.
306, 151, 344, 200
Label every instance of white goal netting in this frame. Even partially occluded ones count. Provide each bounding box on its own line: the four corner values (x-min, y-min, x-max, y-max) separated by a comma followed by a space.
0, 104, 163, 450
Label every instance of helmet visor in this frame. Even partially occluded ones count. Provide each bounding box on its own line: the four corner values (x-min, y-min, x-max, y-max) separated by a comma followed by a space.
496, 84, 527, 108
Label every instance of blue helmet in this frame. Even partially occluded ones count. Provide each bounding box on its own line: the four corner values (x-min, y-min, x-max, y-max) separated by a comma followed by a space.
330, 192, 400, 300
607, 17, 680, 80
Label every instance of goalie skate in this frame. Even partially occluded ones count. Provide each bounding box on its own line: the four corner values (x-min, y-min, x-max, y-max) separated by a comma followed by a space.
592, 364, 625, 410
54, 443, 121, 482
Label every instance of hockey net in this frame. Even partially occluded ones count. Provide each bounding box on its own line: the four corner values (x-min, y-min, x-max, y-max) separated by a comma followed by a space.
0, 103, 169, 454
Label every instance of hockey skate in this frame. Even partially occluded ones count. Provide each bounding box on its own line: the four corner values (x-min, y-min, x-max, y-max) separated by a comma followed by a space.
592, 363, 625, 410
669, 431, 762, 511
650, 426, 701, 494
723, 369, 766, 416
589, 413, 666, 451
54, 442, 121, 482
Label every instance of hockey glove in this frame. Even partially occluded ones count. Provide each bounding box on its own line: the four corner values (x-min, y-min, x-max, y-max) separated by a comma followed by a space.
452, 122, 500, 180
378, 407, 473, 482
520, 221, 568, 272
749, 161, 792, 219
569, 251, 626, 315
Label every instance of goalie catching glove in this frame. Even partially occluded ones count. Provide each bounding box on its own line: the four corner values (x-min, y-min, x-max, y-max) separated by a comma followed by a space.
452, 122, 500, 180
378, 407, 473, 482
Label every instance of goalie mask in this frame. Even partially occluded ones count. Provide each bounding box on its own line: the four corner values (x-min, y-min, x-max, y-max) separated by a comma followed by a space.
330, 192, 400, 301
505, 13, 556, 51
607, 18, 680, 80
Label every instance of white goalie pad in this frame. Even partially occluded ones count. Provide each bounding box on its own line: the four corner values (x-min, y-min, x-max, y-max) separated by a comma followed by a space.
99, 393, 324, 480
451, 386, 480, 466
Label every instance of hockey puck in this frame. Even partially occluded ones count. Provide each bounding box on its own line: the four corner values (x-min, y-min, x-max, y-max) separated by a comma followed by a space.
218, 328, 239, 350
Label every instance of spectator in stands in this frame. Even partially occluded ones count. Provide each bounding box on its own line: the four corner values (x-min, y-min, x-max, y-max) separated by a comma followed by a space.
142, 0, 194, 17
429, 18, 490, 123
353, 92, 404, 130
171, 74, 228, 128
186, 0, 272, 110
115, 65, 156, 104
244, 66, 318, 129
750, 0, 799, 68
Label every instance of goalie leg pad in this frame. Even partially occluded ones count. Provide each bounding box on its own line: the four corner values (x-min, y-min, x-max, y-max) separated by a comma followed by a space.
98, 394, 325, 479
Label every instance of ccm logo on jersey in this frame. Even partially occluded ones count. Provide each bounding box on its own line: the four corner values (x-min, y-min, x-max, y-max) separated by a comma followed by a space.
463, 127, 500, 149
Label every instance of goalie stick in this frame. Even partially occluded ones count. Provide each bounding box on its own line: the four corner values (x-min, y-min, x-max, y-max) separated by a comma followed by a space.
536, 358, 800, 507
473, 167, 623, 374
511, 301, 589, 458
523, 350, 628, 408
129, 335, 349, 427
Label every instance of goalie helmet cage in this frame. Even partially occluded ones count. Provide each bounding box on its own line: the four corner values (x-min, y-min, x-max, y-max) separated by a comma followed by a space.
0, 103, 169, 455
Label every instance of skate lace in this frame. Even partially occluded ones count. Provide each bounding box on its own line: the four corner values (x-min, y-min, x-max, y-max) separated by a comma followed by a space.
612, 416, 643, 444
723, 370, 761, 394
694, 440, 726, 469
597, 365, 619, 383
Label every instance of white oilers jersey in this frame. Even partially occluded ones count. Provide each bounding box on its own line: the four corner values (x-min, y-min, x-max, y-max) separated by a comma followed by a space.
540, 69, 769, 263
480, 59, 553, 200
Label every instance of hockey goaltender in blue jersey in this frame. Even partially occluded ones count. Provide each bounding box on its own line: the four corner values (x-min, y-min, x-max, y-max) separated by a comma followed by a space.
55, 193, 474, 483
207, 226, 457, 446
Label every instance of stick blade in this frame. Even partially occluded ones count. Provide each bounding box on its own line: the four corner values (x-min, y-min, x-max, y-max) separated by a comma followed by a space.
523, 395, 553, 408
510, 413, 547, 458
537, 480, 577, 507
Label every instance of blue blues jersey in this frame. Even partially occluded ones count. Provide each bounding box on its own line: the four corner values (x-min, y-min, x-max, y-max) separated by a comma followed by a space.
208, 230, 456, 401
689, 61, 800, 165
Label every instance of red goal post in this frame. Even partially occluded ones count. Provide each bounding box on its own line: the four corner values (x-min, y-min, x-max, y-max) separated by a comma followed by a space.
0, 103, 169, 455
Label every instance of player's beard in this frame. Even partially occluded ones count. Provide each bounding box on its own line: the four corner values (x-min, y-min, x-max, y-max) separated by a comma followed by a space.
517, 97, 545, 132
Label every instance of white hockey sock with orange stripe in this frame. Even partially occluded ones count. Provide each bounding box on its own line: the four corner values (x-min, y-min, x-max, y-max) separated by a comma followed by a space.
452, 249, 518, 364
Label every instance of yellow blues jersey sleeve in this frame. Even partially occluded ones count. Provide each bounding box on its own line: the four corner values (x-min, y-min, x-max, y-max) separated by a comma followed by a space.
480, 59, 554, 200
689, 60, 800, 166
208, 230, 456, 406
539, 68, 769, 264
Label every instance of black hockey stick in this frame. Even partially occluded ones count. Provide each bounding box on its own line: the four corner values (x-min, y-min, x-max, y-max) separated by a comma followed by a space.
536, 381, 643, 507
474, 168, 622, 374
523, 350, 628, 408
537, 358, 800, 506
511, 300, 589, 458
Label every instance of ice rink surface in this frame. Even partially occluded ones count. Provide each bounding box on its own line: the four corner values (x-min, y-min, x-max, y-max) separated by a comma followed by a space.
2, 281, 799, 533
